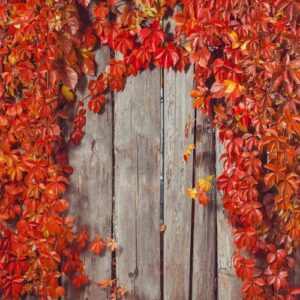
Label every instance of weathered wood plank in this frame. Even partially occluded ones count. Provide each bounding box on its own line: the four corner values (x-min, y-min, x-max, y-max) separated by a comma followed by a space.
64, 47, 112, 299
192, 114, 217, 300
114, 69, 161, 300
216, 135, 241, 300
163, 68, 194, 300
294, 249, 300, 293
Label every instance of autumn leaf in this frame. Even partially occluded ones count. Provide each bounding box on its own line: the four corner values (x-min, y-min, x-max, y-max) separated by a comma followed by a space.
184, 115, 192, 138
233, 255, 255, 280
266, 268, 288, 291
2, 0, 300, 298
154, 43, 179, 69
193, 97, 204, 108
88, 96, 106, 113
2, 276, 23, 298
76, 227, 89, 251
234, 227, 257, 250
196, 192, 210, 206
89, 234, 106, 255
71, 274, 89, 288
183, 144, 195, 162
97, 279, 116, 289
197, 175, 213, 193
106, 238, 118, 252
117, 286, 128, 297
61, 66, 78, 90
186, 188, 197, 199
223, 80, 244, 94
113, 30, 134, 55
139, 20, 165, 51
62, 85, 75, 102
160, 224, 167, 232
228, 30, 240, 49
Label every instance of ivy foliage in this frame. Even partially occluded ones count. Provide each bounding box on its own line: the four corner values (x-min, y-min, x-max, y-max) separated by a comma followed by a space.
0, 0, 300, 299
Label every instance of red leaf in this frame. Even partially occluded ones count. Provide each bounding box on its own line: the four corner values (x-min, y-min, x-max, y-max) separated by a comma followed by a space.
2, 276, 24, 298
88, 96, 106, 113
140, 20, 165, 51
234, 227, 257, 250
71, 274, 89, 288
154, 43, 179, 69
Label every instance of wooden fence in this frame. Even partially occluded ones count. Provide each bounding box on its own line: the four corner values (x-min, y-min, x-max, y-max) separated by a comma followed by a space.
62, 44, 244, 300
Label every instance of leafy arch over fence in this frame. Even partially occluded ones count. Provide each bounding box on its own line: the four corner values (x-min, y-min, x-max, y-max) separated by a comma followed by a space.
0, 0, 300, 299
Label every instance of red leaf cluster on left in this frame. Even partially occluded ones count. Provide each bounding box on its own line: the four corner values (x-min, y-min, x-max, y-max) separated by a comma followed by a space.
0, 1, 122, 299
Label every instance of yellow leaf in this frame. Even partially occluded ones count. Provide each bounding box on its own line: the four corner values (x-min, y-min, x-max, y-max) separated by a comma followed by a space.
62, 85, 75, 102
241, 40, 250, 51
187, 188, 197, 199
228, 30, 240, 49
141, 5, 157, 17
205, 175, 213, 181
228, 30, 239, 42
8, 54, 16, 65
223, 80, 238, 93
197, 175, 213, 193
184, 44, 192, 53
232, 41, 240, 49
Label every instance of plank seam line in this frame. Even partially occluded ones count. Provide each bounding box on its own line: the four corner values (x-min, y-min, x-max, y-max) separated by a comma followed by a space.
160, 68, 165, 300
135, 137, 139, 297
188, 81, 197, 300
214, 128, 219, 300
111, 46, 117, 287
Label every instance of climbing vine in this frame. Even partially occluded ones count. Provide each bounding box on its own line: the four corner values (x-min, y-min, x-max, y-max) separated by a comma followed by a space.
0, 1, 122, 299
0, 0, 300, 299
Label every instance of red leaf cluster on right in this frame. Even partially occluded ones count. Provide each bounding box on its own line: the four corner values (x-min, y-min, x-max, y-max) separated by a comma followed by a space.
78, 0, 300, 298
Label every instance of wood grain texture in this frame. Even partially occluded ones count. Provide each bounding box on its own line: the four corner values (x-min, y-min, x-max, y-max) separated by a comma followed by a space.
163, 68, 193, 300
294, 249, 300, 295
64, 47, 112, 300
215, 135, 241, 300
192, 114, 217, 300
114, 69, 161, 300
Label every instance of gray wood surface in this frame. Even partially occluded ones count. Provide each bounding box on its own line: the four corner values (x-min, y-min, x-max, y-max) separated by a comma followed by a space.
60, 45, 300, 300
294, 249, 300, 293
215, 135, 241, 300
163, 68, 194, 300
192, 113, 217, 300
64, 47, 112, 300
114, 69, 161, 300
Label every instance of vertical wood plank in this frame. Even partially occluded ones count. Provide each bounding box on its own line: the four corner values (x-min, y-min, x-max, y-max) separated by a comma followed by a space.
163, 69, 194, 300
65, 47, 112, 299
192, 114, 216, 300
114, 69, 161, 300
215, 135, 241, 300
294, 249, 300, 292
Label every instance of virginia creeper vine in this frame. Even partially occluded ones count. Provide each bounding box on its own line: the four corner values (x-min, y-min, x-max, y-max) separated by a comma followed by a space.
0, 0, 300, 299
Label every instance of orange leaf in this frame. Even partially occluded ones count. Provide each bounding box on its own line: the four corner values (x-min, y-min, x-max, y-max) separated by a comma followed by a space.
97, 279, 116, 289
187, 188, 197, 199
106, 238, 118, 252
71, 274, 88, 288
160, 224, 167, 232
183, 144, 195, 162
89, 234, 106, 255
